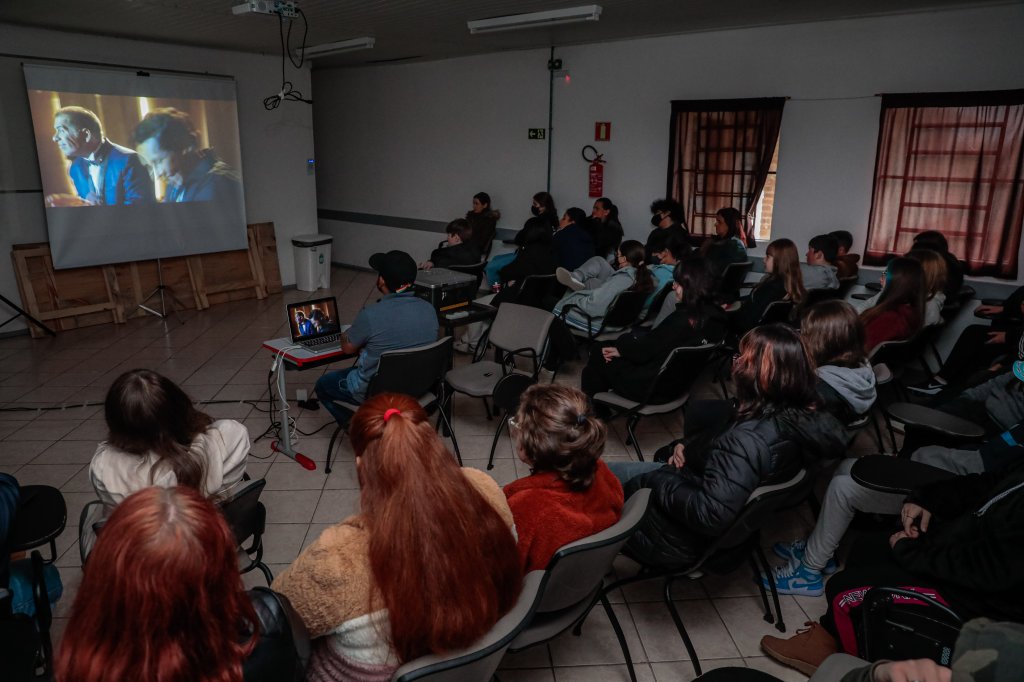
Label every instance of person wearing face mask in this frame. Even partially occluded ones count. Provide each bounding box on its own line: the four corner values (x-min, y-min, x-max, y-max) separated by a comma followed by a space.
132, 107, 241, 204
645, 198, 691, 263
484, 191, 558, 287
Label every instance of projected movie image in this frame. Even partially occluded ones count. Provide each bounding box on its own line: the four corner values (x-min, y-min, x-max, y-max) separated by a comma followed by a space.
24, 64, 248, 269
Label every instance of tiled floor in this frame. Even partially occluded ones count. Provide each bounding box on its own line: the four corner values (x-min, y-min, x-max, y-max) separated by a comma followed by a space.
0, 265, 881, 681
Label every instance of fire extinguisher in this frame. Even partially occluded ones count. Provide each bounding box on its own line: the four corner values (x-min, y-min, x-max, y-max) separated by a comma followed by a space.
582, 145, 605, 198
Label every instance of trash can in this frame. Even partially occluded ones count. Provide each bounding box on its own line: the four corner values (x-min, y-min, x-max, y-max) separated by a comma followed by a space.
292, 234, 333, 291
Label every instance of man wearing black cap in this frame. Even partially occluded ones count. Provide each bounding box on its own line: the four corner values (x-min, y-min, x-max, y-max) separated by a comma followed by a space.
314, 250, 438, 426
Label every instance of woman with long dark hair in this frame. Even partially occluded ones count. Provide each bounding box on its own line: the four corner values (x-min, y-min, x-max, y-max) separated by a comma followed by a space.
273, 394, 521, 679
589, 196, 624, 260
553, 240, 655, 335
581, 256, 728, 403
83, 368, 249, 555
504, 384, 623, 572
733, 238, 806, 332
608, 325, 846, 568
484, 190, 557, 286
465, 191, 499, 254
699, 207, 748, 276
57, 486, 308, 682
860, 256, 926, 353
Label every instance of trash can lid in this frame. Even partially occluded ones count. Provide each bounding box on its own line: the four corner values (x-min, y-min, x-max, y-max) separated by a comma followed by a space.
292, 233, 333, 247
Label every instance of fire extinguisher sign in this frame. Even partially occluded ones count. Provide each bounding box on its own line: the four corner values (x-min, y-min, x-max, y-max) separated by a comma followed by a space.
595, 121, 611, 141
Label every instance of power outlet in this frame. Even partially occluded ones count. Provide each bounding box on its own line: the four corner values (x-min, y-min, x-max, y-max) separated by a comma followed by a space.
296, 388, 308, 402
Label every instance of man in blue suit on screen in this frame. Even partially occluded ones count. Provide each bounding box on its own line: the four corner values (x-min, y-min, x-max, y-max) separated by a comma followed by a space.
47, 106, 155, 207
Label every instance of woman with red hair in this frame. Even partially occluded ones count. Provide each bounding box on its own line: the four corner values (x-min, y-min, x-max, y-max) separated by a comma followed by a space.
56, 486, 309, 682
273, 393, 521, 681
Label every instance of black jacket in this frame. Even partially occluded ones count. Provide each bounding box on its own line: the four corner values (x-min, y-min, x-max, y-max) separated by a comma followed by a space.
624, 407, 846, 568
896, 459, 1024, 622
428, 241, 481, 270
732, 277, 787, 332
644, 223, 691, 262
466, 211, 498, 254
494, 244, 557, 305
589, 217, 624, 260
552, 223, 596, 271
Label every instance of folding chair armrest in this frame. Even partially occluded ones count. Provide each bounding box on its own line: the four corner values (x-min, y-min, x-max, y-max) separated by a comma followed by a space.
885, 402, 986, 441
849, 455, 956, 495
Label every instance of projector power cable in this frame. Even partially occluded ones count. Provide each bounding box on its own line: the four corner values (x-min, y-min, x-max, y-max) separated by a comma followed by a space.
264, 8, 312, 109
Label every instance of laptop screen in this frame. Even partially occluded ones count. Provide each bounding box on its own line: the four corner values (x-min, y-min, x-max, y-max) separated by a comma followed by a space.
287, 297, 341, 342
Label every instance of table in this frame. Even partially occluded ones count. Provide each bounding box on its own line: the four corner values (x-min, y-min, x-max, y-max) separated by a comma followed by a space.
438, 300, 497, 338
261, 337, 355, 470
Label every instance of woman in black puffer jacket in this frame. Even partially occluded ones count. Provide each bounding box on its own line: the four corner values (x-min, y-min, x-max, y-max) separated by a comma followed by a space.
608, 324, 847, 568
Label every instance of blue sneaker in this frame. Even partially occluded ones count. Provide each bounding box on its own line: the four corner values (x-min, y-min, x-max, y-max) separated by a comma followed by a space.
772, 539, 837, 575
764, 560, 824, 597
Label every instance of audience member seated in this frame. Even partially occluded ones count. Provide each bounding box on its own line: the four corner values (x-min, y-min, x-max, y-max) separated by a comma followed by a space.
553, 240, 655, 335
273, 394, 521, 681
82, 368, 249, 556
829, 230, 860, 279
913, 229, 964, 300
587, 196, 624, 262
419, 218, 481, 270
1, 473, 63, 618
911, 284, 1024, 396
465, 191, 499, 255
581, 257, 727, 405
800, 234, 841, 291
484, 191, 557, 286
646, 231, 690, 314
924, 365, 1024, 436
761, 459, 1024, 675
803, 300, 877, 441
503, 384, 623, 572
315, 251, 438, 426
732, 238, 806, 333
645, 198, 691, 263
699, 207, 748, 277
606, 325, 846, 568
909, 248, 949, 327
551, 207, 595, 271
57, 486, 310, 682
860, 256, 925, 353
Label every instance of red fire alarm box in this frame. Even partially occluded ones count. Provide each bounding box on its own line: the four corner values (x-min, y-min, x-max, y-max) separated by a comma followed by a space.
595, 121, 611, 141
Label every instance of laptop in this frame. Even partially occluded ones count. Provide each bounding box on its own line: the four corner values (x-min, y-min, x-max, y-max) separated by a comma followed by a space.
286, 296, 350, 354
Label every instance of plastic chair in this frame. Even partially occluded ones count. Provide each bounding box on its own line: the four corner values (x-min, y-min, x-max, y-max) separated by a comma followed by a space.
448, 259, 487, 292
513, 274, 558, 309
9, 486, 66, 564
758, 299, 795, 325
323, 337, 461, 473
718, 260, 754, 301
601, 469, 812, 677
507, 490, 653, 682
638, 283, 673, 328
592, 344, 721, 461
445, 303, 554, 425
560, 289, 647, 343
391, 570, 546, 682
219, 478, 274, 585
482, 373, 536, 470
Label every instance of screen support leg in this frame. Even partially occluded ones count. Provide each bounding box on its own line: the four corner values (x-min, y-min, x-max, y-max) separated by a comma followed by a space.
270, 361, 316, 471
0, 293, 57, 337
137, 258, 186, 323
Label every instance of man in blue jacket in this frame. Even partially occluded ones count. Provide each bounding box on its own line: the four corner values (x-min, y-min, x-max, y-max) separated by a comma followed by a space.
47, 106, 154, 206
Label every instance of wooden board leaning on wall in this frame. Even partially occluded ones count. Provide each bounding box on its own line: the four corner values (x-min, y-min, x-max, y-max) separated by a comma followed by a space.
10, 222, 283, 338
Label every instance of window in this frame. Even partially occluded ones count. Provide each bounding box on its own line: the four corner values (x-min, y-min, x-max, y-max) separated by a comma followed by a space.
864, 90, 1024, 278
668, 98, 785, 242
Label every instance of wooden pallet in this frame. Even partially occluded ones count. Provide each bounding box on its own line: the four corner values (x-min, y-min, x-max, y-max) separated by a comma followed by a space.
10, 223, 282, 338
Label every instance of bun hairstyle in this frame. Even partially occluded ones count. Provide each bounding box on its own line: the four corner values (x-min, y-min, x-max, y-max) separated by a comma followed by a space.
512, 384, 606, 491
348, 394, 521, 663
732, 324, 819, 419
104, 369, 212, 491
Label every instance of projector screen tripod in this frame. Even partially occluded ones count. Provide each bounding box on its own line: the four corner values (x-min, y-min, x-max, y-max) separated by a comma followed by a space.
0, 293, 56, 337
137, 258, 187, 323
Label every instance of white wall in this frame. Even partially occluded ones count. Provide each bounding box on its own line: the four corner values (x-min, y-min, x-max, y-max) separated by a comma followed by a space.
0, 23, 317, 332
314, 4, 1024, 284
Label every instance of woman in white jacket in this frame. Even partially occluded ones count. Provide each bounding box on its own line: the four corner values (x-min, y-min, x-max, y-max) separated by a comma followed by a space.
81, 369, 249, 556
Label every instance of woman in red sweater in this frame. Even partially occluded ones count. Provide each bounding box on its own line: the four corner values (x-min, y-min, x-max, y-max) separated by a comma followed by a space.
503, 384, 624, 572
860, 256, 926, 354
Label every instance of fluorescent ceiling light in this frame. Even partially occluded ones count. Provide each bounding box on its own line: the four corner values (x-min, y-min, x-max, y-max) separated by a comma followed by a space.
467, 4, 602, 34
302, 37, 376, 58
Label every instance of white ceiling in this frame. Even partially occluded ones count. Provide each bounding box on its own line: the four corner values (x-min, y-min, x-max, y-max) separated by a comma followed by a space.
0, 0, 1010, 69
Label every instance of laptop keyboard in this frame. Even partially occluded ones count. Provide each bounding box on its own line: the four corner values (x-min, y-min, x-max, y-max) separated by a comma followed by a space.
300, 333, 340, 349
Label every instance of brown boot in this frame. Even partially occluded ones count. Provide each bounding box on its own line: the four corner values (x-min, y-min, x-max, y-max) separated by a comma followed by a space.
760, 621, 838, 676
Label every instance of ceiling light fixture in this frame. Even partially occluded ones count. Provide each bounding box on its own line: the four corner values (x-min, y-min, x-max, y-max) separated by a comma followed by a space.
467, 4, 602, 34
302, 37, 376, 58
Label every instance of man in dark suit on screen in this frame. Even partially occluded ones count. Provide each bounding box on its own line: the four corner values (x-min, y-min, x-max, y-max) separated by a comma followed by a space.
47, 106, 155, 207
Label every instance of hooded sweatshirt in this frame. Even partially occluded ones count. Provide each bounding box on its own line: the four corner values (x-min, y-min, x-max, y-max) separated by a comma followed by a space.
817, 363, 877, 428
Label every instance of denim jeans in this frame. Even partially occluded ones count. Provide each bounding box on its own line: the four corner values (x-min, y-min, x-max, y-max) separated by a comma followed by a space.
315, 367, 361, 426
484, 252, 517, 286
606, 460, 665, 488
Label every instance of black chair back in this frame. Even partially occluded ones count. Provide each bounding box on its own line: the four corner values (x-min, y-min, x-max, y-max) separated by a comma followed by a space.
645, 343, 720, 405
514, 274, 557, 309
640, 283, 673, 325
367, 336, 454, 400
719, 261, 753, 299
710, 469, 812, 557
219, 479, 273, 584
759, 300, 795, 325
448, 260, 487, 292
602, 290, 648, 330
837, 276, 859, 298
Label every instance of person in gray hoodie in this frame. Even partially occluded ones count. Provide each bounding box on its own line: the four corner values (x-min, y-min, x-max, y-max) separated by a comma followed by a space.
800, 234, 841, 291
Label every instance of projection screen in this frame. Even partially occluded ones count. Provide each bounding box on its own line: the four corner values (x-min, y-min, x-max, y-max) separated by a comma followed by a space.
24, 63, 248, 269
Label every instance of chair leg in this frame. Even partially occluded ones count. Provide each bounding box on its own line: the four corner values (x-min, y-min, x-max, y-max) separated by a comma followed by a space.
481, 397, 494, 420
257, 561, 274, 585
870, 408, 886, 451
600, 593, 638, 682
324, 425, 343, 475
750, 552, 774, 624
664, 576, 701, 677
884, 412, 899, 453
438, 403, 462, 465
487, 414, 509, 471
756, 544, 786, 632
626, 415, 644, 461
